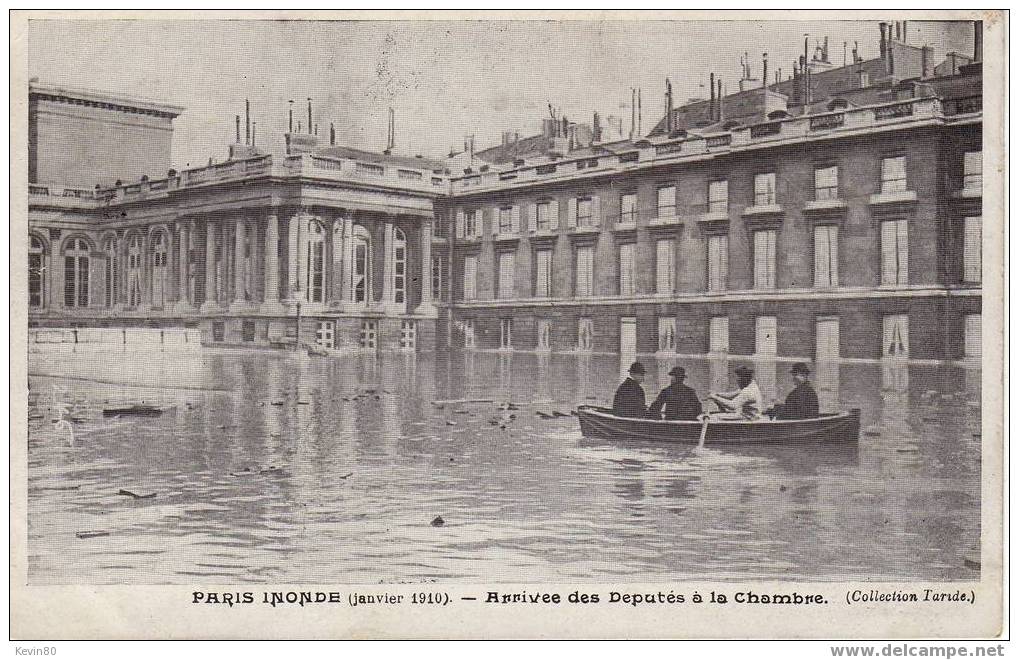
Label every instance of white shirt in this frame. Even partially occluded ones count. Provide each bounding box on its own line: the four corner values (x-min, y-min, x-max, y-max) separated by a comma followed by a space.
717, 380, 763, 417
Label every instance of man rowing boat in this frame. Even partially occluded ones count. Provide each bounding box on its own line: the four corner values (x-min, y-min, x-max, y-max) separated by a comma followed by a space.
707, 365, 763, 420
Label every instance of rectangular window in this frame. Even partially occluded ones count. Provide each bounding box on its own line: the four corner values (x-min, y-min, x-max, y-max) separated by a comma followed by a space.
463, 255, 477, 300
399, 320, 416, 350
431, 255, 445, 301
619, 243, 636, 296
881, 156, 907, 193
753, 230, 777, 289
707, 234, 729, 292
963, 151, 982, 191
498, 207, 514, 234
814, 225, 839, 287
754, 172, 777, 206
963, 216, 982, 282
534, 249, 553, 298
655, 239, 675, 294
658, 317, 676, 352
964, 314, 981, 358
708, 180, 728, 214
462, 319, 475, 349
816, 317, 840, 360
815, 165, 839, 200
575, 246, 594, 297
242, 320, 256, 343
315, 321, 334, 349
657, 186, 676, 218
360, 320, 378, 349
620, 193, 637, 225
465, 209, 480, 238
498, 252, 515, 299
212, 322, 225, 343
709, 316, 729, 353
537, 319, 552, 351
880, 219, 908, 285
500, 318, 513, 349
883, 314, 909, 357
536, 201, 553, 231
577, 197, 593, 227
578, 318, 594, 351
755, 316, 777, 356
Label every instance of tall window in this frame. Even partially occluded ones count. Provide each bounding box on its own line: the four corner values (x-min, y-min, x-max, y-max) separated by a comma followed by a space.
619, 243, 636, 296
754, 172, 777, 206
576, 197, 594, 227
883, 314, 909, 357
536, 201, 554, 231
709, 316, 729, 353
500, 319, 513, 349
537, 319, 552, 351
815, 166, 839, 200
963, 151, 982, 191
755, 316, 777, 356
963, 216, 982, 283
658, 317, 676, 352
306, 221, 325, 303
498, 252, 515, 299
242, 224, 253, 300
465, 209, 480, 238
351, 227, 371, 304
657, 185, 676, 218
102, 237, 117, 308
393, 228, 407, 305
620, 193, 637, 224
656, 239, 675, 294
534, 249, 553, 297
707, 234, 729, 292
575, 246, 594, 297
498, 207, 513, 234
29, 235, 45, 308
577, 318, 594, 351
151, 232, 169, 307
880, 156, 907, 193
964, 314, 981, 358
816, 317, 840, 360
431, 255, 445, 301
463, 255, 477, 300
708, 180, 728, 214
880, 219, 908, 285
753, 230, 777, 289
462, 319, 475, 349
63, 238, 90, 308
127, 234, 143, 307
814, 225, 839, 287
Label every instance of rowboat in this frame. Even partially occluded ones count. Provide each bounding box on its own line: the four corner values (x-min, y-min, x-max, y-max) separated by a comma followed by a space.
577, 405, 860, 445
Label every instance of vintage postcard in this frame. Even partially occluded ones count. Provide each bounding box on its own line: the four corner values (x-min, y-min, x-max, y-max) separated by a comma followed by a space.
10, 10, 1005, 640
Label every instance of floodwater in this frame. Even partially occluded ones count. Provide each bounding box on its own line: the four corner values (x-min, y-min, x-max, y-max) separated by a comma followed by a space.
26, 345, 982, 584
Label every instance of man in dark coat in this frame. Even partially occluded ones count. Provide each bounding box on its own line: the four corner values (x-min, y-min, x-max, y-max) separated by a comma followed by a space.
767, 362, 820, 420
648, 366, 703, 421
612, 361, 647, 418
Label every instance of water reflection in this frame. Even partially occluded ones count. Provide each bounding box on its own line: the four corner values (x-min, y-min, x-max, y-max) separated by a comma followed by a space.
27, 348, 980, 584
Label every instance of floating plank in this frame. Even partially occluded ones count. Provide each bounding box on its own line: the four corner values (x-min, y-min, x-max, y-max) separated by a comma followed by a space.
75, 530, 110, 539
431, 398, 493, 405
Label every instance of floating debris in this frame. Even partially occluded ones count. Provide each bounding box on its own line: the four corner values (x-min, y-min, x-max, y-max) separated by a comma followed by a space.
964, 556, 981, 570
340, 472, 354, 480
445, 420, 457, 426
297, 400, 311, 405
430, 516, 445, 527
536, 412, 554, 419
259, 466, 286, 476
75, 530, 110, 539
431, 398, 493, 405
230, 468, 256, 477
863, 427, 881, 437
117, 489, 156, 499
102, 404, 165, 418
270, 400, 284, 406
896, 447, 920, 453
552, 410, 570, 417
779, 485, 788, 492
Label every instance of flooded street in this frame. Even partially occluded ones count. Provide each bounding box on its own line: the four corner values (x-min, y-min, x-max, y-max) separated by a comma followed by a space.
27, 346, 981, 584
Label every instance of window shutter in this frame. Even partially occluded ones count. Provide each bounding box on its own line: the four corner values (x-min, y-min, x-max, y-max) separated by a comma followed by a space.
880, 221, 897, 285
455, 210, 465, 239
828, 226, 839, 285
550, 199, 560, 230
591, 195, 601, 227
814, 227, 829, 287
896, 220, 908, 284
528, 203, 537, 232
511, 205, 521, 234
566, 197, 577, 228
719, 236, 729, 288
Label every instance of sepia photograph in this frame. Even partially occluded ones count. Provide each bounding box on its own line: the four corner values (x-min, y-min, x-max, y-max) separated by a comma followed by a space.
10, 10, 1004, 640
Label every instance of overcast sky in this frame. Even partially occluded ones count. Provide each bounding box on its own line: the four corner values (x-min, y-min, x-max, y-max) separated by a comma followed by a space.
28, 18, 975, 170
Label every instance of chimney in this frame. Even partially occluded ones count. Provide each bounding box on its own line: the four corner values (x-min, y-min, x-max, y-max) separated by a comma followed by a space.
330, 122, 335, 146
823, 37, 829, 62
879, 22, 888, 57
245, 99, 250, 145
665, 78, 673, 132
252, 122, 256, 146
631, 88, 636, 138
593, 111, 602, 142
902, 20, 908, 44
709, 73, 716, 121
921, 45, 932, 78
974, 21, 983, 62
717, 79, 723, 121
637, 88, 642, 136
895, 21, 901, 41
307, 98, 313, 135
762, 53, 768, 91
235, 115, 241, 144
288, 100, 294, 134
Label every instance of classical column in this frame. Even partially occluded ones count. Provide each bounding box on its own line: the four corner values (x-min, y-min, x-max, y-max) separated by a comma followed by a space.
340, 216, 354, 304
414, 219, 437, 317
262, 211, 283, 314
380, 219, 395, 309
294, 212, 308, 303
176, 221, 190, 310
328, 216, 342, 305
231, 216, 247, 309
200, 220, 218, 312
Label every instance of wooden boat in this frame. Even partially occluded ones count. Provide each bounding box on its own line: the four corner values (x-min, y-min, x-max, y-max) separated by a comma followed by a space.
577, 405, 860, 445
102, 404, 167, 418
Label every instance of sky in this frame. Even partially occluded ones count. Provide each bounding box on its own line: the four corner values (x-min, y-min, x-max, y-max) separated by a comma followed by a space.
28, 18, 975, 170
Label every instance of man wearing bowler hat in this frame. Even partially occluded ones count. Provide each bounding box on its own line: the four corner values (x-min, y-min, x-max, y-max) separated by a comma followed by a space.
709, 365, 763, 420
766, 362, 820, 420
648, 366, 703, 421
613, 361, 648, 418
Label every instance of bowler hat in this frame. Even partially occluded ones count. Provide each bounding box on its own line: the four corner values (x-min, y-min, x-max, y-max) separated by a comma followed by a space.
668, 366, 686, 379
791, 362, 811, 376
734, 365, 754, 376
628, 361, 646, 375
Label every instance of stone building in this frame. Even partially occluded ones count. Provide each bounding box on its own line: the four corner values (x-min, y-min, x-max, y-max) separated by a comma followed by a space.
26, 22, 984, 360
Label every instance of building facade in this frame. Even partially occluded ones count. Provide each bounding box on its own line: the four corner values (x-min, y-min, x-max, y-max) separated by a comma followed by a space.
26, 25, 984, 361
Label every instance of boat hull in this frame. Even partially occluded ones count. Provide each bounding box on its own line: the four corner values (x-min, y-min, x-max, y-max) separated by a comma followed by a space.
577, 406, 860, 445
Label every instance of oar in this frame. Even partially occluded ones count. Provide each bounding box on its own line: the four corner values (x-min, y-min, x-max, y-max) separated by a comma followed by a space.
697, 415, 709, 449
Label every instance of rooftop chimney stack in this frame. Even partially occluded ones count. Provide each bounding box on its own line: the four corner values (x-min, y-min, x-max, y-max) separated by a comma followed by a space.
630, 88, 636, 138
288, 100, 294, 134
330, 122, 335, 146
902, 20, 908, 43
717, 79, 724, 121
709, 72, 716, 121
762, 53, 769, 91
252, 122, 256, 146
593, 111, 602, 142
235, 115, 241, 144
665, 78, 674, 132
879, 22, 888, 57
637, 88, 642, 136
245, 99, 250, 145
307, 98, 313, 135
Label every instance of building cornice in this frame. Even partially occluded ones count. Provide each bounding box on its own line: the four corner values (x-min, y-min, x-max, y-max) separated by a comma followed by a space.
29, 82, 184, 118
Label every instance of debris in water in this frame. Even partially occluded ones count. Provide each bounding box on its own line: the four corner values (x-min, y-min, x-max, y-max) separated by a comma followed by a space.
340, 472, 354, 479
896, 447, 920, 453
117, 489, 156, 499
585, 396, 597, 400
552, 410, 569, 417
863, 427, 881, 437
297, 400, 311, 405
430, 516, 445, 527
230, 468, 255, 477
445, 420, 456, 426
102, 404, 164, 418
270, 400, 284, 406
76, 530, 110, 539
536, 412, 554, 419
259, 466, 286, 476
779, 485, 788, 492
964, 556, 980, 570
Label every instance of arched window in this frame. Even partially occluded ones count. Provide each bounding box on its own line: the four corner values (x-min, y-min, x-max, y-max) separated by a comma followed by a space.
306, 220, 324, 303
151, 231, 169, 307
29, 234, 46, 308
393, 228, 407, 305
63, 238, 90, 308
351, 225, 371, 305
103, 236, 118, 308
126, 234, 143, 307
